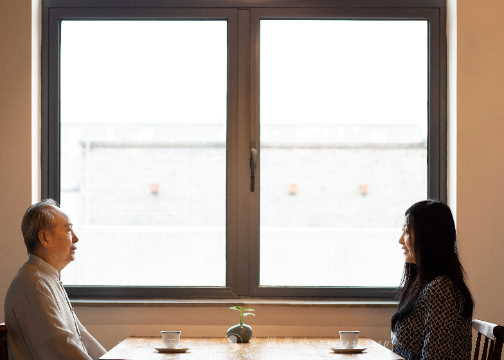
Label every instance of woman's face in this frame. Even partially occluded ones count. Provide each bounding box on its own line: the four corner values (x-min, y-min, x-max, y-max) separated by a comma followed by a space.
399, 218, 416, 264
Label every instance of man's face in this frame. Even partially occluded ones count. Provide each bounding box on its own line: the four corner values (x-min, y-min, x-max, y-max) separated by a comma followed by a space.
44, 207, 79, 271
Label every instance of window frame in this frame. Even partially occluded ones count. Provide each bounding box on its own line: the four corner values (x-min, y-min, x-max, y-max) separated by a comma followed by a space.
248, 7, 445, 298
41, 0, 447, 300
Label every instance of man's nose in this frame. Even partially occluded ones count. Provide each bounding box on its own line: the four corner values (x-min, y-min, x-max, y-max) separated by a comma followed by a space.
72, 230, 79, 243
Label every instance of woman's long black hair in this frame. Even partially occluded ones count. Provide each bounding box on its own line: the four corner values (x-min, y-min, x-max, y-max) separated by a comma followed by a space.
391, 200, 474, 329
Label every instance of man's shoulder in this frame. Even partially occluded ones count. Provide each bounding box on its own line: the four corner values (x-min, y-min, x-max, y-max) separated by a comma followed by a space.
5, 262, 55, 303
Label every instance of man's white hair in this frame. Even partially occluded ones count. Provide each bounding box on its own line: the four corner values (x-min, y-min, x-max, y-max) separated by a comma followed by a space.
21, 199, 59, 254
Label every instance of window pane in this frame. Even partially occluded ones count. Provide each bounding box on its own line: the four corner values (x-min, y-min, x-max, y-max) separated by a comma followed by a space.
259, 20, 428, 287
60, 21, 227, 286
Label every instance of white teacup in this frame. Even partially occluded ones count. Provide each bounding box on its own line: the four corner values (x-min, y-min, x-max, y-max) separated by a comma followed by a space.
161, 331, 181, 349
339, 331, 359, 349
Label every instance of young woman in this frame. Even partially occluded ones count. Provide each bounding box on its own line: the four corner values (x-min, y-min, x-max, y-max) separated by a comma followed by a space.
391, 200, 474, 360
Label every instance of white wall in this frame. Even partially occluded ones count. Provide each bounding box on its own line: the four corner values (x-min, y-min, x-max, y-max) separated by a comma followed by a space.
74, 304, 396, 350
457, 0, 504, 326
1, 0, 504, 352
0, 0, 33, 322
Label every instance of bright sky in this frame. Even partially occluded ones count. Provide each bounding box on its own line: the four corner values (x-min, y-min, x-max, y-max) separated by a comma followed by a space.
61, 21, 227, 125
61, 20, 427, 129
261, 20, 428, 126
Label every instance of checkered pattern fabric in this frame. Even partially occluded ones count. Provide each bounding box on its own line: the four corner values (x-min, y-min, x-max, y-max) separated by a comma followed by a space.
391, 276, 472, 360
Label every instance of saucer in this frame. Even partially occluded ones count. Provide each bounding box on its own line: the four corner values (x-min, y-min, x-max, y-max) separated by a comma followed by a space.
330, 347, 367, 354
154, 346, 190, 353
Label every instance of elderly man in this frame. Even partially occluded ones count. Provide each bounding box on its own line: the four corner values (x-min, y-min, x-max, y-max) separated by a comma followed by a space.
4, 199, 106, 360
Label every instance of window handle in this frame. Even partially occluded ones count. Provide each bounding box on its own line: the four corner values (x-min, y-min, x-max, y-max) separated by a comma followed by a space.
250, 141, 257, 192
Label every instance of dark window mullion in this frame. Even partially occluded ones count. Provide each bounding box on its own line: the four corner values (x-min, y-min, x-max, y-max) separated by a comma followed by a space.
226, 9, 240, 296
233, 8, 253, 296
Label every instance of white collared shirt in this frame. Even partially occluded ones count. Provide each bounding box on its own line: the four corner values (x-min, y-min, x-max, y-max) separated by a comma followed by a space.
4, 254, 106, 360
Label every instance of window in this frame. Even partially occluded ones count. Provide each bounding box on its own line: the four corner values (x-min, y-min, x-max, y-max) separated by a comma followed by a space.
42, 0, 446, 299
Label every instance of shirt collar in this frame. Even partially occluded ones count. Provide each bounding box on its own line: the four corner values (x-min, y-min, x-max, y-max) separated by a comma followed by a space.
28, 253, 61, 281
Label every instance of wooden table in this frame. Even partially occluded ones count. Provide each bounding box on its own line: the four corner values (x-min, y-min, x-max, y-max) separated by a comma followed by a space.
100, 337, 404, 359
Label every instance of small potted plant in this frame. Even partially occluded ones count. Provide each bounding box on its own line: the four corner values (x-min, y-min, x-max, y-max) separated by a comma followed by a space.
226, 306, 255, 343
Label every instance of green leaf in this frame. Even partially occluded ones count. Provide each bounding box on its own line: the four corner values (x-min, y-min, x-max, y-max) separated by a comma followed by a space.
243, 313, 255, 317
229, 306, 242, 311
242, 308, 255, 311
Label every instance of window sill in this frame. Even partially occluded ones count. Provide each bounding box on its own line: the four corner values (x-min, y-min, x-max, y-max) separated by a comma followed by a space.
72, 298, 398, 308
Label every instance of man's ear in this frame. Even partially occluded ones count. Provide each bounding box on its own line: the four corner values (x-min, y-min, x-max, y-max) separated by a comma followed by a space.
38, 229, 50, 248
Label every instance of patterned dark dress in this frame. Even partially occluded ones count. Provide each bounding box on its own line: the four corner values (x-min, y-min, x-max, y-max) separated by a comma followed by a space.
391, 276, 472, 360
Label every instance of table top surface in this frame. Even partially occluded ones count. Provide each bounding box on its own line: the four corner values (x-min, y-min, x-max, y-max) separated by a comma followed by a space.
100, 337, 404, 360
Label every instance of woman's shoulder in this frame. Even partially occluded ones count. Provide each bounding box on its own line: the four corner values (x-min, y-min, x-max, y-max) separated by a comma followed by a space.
418, 275, 463, 307
424, 275, 455, 291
